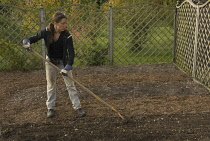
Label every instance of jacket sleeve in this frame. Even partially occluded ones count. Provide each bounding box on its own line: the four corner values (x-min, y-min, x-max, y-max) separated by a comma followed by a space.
67, 36, 75, 66
27, 28, 46, 44
65, 31, 75, 66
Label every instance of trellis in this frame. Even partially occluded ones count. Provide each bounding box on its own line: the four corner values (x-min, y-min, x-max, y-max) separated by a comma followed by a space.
175, 0, 210, 88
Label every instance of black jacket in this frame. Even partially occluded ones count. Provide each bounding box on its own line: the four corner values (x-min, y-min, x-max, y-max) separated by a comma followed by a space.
27, 28, 75, 66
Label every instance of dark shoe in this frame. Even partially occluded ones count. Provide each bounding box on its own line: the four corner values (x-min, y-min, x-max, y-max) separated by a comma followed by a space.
47, 109, 55, 118
76, 108, 86, 117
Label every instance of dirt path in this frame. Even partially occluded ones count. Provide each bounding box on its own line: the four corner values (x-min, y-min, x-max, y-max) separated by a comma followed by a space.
1, 63, 210, 141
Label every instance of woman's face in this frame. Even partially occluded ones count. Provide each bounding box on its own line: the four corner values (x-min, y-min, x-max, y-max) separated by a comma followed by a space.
54, 18, 67, 32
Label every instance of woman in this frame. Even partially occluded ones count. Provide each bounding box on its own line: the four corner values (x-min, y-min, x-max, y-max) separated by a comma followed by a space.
23, 12, 86, 118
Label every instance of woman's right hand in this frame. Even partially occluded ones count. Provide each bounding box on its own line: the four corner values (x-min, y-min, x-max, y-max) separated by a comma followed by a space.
23, 39, 31, 51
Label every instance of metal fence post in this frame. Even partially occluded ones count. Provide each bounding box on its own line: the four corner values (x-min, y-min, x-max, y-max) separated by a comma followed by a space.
108, 2, 114, 65
193, 4, 199, 78
40, 5, 46, 68
173, 2, 178, 63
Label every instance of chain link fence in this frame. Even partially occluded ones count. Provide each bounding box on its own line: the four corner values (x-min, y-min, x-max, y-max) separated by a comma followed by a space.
0, 5, 42, 70
175, 0, 210, 89
1, 1, 209, 88
112, 3, 174, 65
0, 2, 174, 70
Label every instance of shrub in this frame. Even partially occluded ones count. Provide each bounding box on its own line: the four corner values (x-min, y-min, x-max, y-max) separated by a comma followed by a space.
0, 39, 36, 70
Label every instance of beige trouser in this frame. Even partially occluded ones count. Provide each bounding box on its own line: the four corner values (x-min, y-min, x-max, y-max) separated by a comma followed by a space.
45, 57, 81, 110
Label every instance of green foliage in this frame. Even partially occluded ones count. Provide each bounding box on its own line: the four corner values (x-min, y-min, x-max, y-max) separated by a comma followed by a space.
0, 39, 42, 70
0, 4, 42, 70
0, 0, 25, 6
0, 5, 23, 44
125, 5, 152, 51
74, 37, 108, 66
86, 46, 108, 66
106, 0, 176, 7
0, 0, 175, 70
0, 39, 26, 70
113, 26, 174, 64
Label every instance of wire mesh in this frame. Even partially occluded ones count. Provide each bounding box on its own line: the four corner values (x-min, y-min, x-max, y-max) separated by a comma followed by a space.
0, 3, 174, 71
175, 0, 210, 88
0, 1, 209, 88
175, 2, 196, 74
196, 2, 210, 87
0, 5, 42, 70
36, 4, 109, 66
113, 3, 174, 65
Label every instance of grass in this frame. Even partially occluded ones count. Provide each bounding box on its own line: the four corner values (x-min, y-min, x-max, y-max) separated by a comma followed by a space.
113, 26, 174, 65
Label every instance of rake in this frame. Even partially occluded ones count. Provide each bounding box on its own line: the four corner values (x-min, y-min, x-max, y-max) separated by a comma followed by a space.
31, 49, 127, 122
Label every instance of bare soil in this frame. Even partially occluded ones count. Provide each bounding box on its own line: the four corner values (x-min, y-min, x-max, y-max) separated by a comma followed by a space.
0, 63, 210, 141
